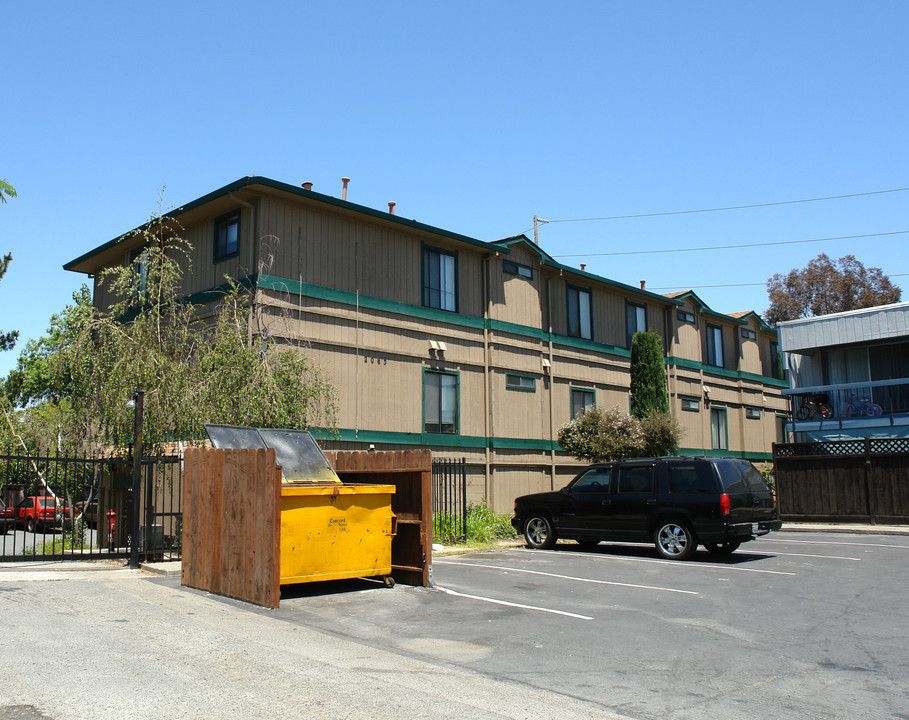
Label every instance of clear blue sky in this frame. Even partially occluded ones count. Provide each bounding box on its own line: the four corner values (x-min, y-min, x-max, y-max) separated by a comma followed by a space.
2, 2, 907, 376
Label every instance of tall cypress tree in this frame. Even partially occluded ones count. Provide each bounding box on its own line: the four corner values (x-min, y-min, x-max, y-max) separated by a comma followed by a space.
630, 331, 669, 418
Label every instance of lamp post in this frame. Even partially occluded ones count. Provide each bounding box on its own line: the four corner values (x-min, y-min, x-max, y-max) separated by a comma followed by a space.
129, 389, 144, 569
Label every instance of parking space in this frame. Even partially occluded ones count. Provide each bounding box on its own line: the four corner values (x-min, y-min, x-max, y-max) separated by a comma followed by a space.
266, 532, 909, 720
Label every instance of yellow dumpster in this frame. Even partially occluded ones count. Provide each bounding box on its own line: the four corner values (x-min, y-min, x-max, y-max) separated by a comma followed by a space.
280, 483, 396, 585
204, 424, 398, 587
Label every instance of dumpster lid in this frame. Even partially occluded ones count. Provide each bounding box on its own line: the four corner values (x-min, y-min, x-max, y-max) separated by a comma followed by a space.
203, 424, 341, 483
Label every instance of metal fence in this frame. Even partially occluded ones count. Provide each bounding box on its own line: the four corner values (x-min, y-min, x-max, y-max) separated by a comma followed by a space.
432, 457, 467, 543
0, 449, 182, 563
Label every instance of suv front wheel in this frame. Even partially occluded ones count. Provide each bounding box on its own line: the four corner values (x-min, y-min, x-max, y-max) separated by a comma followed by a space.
523, 514, 557, 550
654, 521, 696, 560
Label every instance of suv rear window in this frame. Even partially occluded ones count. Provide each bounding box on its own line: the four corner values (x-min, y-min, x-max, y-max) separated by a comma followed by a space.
668, 463, 719, 494
713, 459, 749, 493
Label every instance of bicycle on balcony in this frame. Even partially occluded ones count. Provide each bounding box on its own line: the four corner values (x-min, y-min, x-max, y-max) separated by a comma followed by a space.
795, 393, 834, 420
844, 394, 883, 417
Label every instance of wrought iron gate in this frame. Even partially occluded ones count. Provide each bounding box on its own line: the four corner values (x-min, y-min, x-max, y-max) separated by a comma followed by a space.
432, 457, 467, 543
0, 449, 182, 563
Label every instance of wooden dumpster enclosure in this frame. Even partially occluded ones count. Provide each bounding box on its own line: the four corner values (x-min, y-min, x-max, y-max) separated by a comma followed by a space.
182, 448, 432, 608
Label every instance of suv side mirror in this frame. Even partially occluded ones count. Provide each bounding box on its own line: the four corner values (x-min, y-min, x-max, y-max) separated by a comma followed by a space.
561, 486, 570, 496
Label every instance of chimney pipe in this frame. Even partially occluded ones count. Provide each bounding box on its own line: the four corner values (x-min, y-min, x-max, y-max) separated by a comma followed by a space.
302, 182, 313, 191
580, 263, 586, 272
640, 279, 646, 290
341, 177, 350, 201
388, 201, 396, 215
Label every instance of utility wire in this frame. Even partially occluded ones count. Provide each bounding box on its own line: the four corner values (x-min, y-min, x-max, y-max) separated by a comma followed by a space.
553, 230, 909, 258
542, 186, 909, 225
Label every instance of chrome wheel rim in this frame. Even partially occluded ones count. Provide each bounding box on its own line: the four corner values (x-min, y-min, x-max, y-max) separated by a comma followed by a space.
526, 518, 549, 546
658, 524, 689, 556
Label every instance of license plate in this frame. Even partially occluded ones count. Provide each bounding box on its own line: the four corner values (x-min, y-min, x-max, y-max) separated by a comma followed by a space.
752, 522, 759, 533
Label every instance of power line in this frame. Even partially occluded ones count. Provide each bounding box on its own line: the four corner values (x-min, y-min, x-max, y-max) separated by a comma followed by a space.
553, 230, 909, 258
542, 186, 909, 225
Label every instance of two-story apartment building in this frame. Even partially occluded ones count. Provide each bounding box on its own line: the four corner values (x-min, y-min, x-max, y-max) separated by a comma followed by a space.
64, 176, 789, 512
778, 302, 909, 441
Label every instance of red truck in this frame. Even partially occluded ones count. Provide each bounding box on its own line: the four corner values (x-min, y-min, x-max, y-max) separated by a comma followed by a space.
16, 496, 71, 533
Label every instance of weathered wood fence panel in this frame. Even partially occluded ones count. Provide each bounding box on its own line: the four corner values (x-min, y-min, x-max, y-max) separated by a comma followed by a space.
773, 439, 909, 523
324, 449, 433, 587
182, 448, 281, 608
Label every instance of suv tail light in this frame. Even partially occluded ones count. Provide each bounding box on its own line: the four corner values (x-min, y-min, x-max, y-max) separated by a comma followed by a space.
720, 493, 731, 517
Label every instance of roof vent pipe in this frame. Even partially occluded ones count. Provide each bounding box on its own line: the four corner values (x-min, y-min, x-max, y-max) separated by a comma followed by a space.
302, 182, 313, 191
580, 263, 586, 272
341, 177, 350, 201
640, 280, 646, 290
388, 201, 396, 215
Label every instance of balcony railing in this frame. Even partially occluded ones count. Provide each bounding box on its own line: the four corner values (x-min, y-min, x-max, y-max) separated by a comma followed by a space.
784, 378, 909, 423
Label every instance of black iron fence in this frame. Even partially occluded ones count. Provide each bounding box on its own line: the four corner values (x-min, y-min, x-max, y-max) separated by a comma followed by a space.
0, 449, 182, 563
432, 457, 467, 543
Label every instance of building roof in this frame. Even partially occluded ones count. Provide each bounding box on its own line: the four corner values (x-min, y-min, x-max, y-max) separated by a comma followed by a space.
778, 301, 909, 353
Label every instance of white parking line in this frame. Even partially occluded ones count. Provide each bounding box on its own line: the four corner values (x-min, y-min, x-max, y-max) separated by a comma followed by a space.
766, 551, 862, 561
764, 537, 909, 550
436, 560, 699, 595
435, 586, 594, 620
510, 548, 797, 575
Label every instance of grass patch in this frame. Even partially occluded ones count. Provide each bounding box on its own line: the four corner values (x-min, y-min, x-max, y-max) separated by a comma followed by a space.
434, 502, 518, 546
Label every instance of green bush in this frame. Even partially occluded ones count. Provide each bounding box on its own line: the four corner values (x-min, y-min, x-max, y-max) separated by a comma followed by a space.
433, 502, 518, 545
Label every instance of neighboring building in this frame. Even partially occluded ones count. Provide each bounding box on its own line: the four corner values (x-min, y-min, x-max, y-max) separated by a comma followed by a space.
64, 176, 789, 512
779, 302, 909, 441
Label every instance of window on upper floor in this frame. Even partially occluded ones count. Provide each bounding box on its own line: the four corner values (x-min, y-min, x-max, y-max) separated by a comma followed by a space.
570, 387, 595, 418
506, 374, 536, 392
424, 370, 458, 434
710, 408, 728, 450
567, 286, 592, 340
746, 406, 761, 420
503, 260, 532, 279
770, 341, 784, 380
423, 247, 457, 312
741, 328, 757, 341
626, 302, 647, 348
706, 324, 724, 368
677, 310, 695, 325
129, 245, 148, 304
214, 210, 240, 262
681, 397, 700, 412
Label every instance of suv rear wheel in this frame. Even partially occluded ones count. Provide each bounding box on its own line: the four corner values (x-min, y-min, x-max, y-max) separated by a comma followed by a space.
654, 521, 696, 560
523, 514, 556, 550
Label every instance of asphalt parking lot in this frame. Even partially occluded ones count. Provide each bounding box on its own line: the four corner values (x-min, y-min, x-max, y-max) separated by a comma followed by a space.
247, 531, 909, 720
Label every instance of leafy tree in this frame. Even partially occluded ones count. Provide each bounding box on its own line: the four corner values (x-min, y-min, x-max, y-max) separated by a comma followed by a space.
639, 412, 682, 457
629, 331, 669, 418
3, 204, 338, 451
1, 178, 18, 351
764, 253, 901, 326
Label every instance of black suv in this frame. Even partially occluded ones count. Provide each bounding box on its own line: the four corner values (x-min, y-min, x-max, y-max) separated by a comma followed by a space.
511, 457, 782, 560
